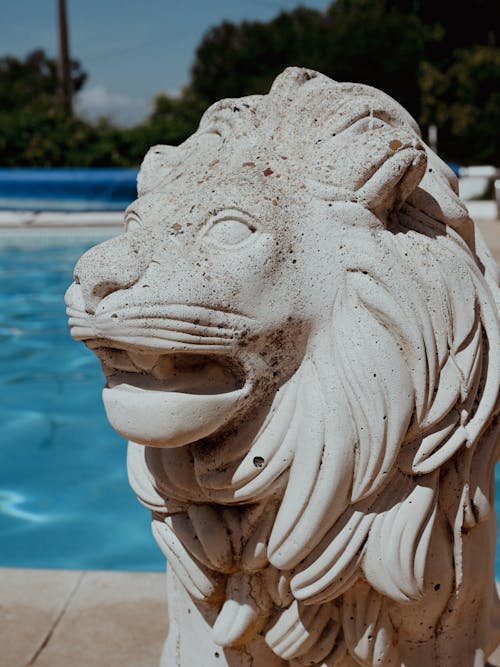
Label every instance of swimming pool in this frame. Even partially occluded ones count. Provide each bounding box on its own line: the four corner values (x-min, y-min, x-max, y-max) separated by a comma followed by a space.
0, 230, 163, 570
1, 230, 499, 576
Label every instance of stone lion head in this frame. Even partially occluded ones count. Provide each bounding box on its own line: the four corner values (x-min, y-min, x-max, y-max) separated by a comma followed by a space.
67, 68, 499, 666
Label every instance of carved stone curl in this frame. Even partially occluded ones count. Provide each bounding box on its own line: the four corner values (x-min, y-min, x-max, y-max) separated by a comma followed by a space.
66, 68, 500, 666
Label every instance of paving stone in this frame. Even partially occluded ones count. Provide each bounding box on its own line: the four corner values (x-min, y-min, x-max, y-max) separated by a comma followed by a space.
31, 570, 166, 667
0, 568, 166, 667
476, 218, 500, 265
0, 567, 83, 667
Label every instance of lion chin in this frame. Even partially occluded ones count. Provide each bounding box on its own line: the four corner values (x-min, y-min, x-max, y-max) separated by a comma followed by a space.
67, 67, 500, 667
101, 348, 251, 448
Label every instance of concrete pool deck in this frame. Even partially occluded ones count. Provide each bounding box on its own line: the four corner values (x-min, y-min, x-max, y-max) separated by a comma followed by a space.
479, 216, 500, 263
1, 568, 500, 667
1, 568, 166, 667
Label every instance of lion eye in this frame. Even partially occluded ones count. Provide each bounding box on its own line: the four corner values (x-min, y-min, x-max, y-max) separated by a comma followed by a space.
125, 211, 142, 232
204, 214, 257, 248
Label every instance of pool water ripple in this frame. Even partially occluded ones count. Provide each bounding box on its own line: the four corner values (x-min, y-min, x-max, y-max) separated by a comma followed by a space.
0, 236, 163, 571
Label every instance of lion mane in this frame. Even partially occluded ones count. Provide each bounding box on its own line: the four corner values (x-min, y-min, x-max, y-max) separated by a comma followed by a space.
121, 69, 499, 665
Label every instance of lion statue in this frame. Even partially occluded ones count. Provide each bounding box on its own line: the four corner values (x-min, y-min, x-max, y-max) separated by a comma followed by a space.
66, 68, 500, 666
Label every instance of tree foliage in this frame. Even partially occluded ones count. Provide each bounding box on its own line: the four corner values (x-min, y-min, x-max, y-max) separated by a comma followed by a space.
0, 49, 96, 166
323, 0, 426, 116
0, 1, 498, 166
0, 48, 86, 112
190, 4, 425, 116
420, 46, 500, 163
188, 0, 498, 163
191, 9, 331, 103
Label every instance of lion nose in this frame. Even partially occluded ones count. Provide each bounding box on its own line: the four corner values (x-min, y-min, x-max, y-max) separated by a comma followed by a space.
74, 231, 154, 314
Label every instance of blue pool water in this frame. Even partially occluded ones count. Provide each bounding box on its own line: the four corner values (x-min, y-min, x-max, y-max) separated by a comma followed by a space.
0, 231, 498, 576
0, 231, 163, 570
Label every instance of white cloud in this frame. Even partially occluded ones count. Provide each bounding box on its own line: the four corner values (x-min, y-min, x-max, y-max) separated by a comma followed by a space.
75, 84, 151, 127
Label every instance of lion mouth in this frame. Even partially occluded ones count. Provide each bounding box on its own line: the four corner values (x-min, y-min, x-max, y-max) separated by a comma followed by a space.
94, 346, 246, 396
65, 292, 255, 447
90, 342, 250, 448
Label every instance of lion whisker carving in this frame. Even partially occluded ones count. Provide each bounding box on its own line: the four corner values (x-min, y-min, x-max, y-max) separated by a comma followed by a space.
68, 324, 238, 348
95, 302, 256, 326
67, 67, 500, 666
68, 311, 251, 355
67, 309, 242, 339
78, 328, 237, 348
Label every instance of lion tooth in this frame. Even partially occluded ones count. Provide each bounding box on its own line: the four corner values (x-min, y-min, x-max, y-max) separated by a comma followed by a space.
128, 350, 160, 371
99, 348, 137, 373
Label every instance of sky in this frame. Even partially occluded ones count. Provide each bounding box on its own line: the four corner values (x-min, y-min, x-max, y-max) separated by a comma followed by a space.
2, 0, 332, 125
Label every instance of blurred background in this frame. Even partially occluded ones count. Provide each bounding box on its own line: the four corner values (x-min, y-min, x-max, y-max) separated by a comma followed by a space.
1, 0, 498, 168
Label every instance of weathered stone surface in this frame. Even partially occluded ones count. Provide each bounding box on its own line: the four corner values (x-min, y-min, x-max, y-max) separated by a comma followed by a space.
67, 67, 500, 666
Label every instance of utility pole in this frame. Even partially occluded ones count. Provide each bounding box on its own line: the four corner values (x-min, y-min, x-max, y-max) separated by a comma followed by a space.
57, 0, 73, 114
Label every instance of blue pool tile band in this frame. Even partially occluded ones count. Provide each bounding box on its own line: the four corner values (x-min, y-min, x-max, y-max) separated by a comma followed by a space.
0, 168, 138, 212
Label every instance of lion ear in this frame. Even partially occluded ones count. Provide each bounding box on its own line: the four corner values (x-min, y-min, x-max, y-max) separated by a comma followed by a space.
312, 115, 427, 221
137, 144, 180, 196
357, 142, 427, 220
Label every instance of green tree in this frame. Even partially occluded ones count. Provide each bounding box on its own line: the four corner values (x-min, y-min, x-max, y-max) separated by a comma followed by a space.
323, 0, 426, 117
190, 1, 427, 119
190, 9, 330, 104
0, 50, 148, 166
0, 48, 86, 112
0, 2, 498, 166
121, 92, 208, 163
409, 0, 497, 59
0, 49, 91, 166
188, 0, 498, 162
420, 46, 500, 163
